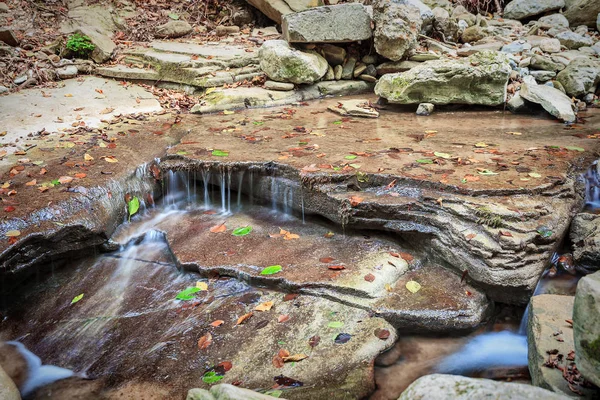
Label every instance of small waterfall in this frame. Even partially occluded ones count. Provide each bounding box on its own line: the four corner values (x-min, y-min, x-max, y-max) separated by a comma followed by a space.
201, 169, 211, 209
227, 169, 232, 214
220, 170, 226, 213
584, 161, 600, 210
237, 170, 245, 210
249, 172, 254, 205
271, 177, 279, 212
282, 186, 293, 216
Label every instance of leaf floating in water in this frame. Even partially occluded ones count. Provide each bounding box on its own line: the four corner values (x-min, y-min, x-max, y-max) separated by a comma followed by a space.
71, 293, 84, 305
261, 265, 282, 275
274, 375, 304, 388
328, 321, 343, 329
232, 226, 252, 236
212, 150, 229, 157
127, 196, 140, 222
374, 328, 391, 340
405, 280, 421, 293
202, 371, 224, 384
334, 333, 352, 344
176, 287, 202, 301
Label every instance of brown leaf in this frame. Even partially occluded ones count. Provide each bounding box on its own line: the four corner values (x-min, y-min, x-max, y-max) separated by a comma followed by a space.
283, 293, 299, 301
349, 195, 363, 207
25, 179, 37, 186
282, 354, 308, 362
399, 252, 414, 262
39, 168, 47, 175
364, 273, 376, 282
278, 314, 290, 323
217, 361, 232, 372
309, 335, 320, 348
374, 328, 391, 340
465, 233, 476, 241
74, 173, 87, 179
210, 320, 224, 327
328, 265, 346, 270
254, 301, 274, 312
272, 355, 284, 368
236, 312, 253, 325
319, 257, 335, 263
197, 333, 212, 350
210, 224, 226, 233
499, 230, 513, 237
278, 349, 290, 358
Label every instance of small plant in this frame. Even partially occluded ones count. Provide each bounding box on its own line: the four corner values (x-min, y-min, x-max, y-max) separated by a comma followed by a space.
476, 206, 503, 228
66, 33, 95, 58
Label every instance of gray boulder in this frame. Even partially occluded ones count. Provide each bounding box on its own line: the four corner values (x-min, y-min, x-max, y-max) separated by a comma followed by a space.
187, 384, 284, 399
563, 0, 600, 28
538, 13, 570, 29
398, 374, 570, 400
504, 0, 565, 20
394, 0, 434, 34
373, 0, 422, 62
432, 7, 459, 42
530, 70, 556, 82
570, 212, 600, 270
282, 3, 372, 43
155, 20, 193, 38
245, 0, 320, 24
539, 38, 562, 53
461, 25, 486, 43
259, 40, 328, 84
556, 58, 600, 97
416, 102, 434, 115
375, 51, 511, 106
555, 31, 594, 49
530, 54, 565, 72
574, 271, 600, 388
520, 82, 576, 122
56, 65, 78, 79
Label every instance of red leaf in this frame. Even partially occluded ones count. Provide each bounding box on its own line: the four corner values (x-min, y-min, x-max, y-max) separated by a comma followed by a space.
319, 257, 335, 263
197, 333, 212, 350
328, 265, 346, 270
278, 314, 290, 323
374, 328, 390, 340
364, 273, 375, 282
4, 206, 15, 212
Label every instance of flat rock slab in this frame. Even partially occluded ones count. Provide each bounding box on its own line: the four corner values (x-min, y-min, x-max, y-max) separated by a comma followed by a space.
1, 239, 396, 400
162, 96, 600, 304
520, 83, 577, 122
327, 99, 379, 118
150, 41, 257, 64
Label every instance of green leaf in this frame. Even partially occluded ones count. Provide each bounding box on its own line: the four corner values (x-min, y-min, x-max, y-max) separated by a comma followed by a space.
51, 179, 60, 186
176, 151, 188, 156
344, 155, 357, 160
253, 121, 264, 126
168, 13, 180, 20
261, 265, 282, 275
478, 169, 498, 176
565, 146, 584, 152
434, 152, 451, 159
176, 286, 202, 301
265, 390, 283, 398
212, 150, 229, 157
349, 164, 361, 169
537, 227, 553, 238
328, 321, 344, 328
232, 226, 252, 236
202, 371, 224, 384
71, 293, 84, 304
416, 158, 433, 164
333, 120, 342, 125
127, 196, 140, 222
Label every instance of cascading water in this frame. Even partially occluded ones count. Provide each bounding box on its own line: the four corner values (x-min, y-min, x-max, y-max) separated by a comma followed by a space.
584, 161, 600, 211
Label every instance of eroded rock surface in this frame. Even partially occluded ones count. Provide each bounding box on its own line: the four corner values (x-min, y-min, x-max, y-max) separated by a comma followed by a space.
372, 0, 422, 62
259, 40, 328, 84
574, 271, 600, 387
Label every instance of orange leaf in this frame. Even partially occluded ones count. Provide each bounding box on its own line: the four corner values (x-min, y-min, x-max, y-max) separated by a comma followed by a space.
25, 179, 37, 186
217, 361, 232, 372
197, 333, 212, 350
236, 312, 253, 325
328, 265, 345, 270
320, 257, 335, 263
278, 349, 290, 358
210, 224, 226, 233
272, 355, 284, 368
349, 195, 363, 207
399, 252, 414, 262
364, 273, 376, 282
254, 301, 274, 312
210, 320, 224, 327
74, 173, 87, 179
39, 168, 47, 175
278, 314, 290, 323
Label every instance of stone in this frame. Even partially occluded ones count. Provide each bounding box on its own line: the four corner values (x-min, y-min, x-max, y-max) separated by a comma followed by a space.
232, 6, 254, 26
245, 0, 320, 24
538, 13, 570, 29
574, 271, 600, 387
457, 41, 504, 56
0, 28, 18, 47
362, 54, 378, 65
324, 65, 335, 80
56, 65, 78, 79
503, 0, 565, 20
409, 53, 440, 61
501, 40, 532, 54
396, 0, 434, 34
258, 40, 328, 84
373, 0, 422, 62
422, 0, 451, 12
556, 58, 600, 97
341, 56, 357, 80
540, 38, 562, 53
353, 62, 367, 78
529, 70, 556, 82
0, 85, 7, 94
13, 75, 27, 85
282, 3, 372, 43
320, 44, 346, 66
555, 31, 594, 50
570, 213, 600, 270
598, 13, 600, 32
563, 0, 600, 28
507, 93, 530, 113
461, 25, 486, 43
327, 98, 379, 118
215, 25, 240, 36
186, 384, 282, 400
416, 102, 434, 115
359, 74, 377, 82
0, 365, 19, 400
376, 60, 420, 74
432, 7, 459, 42
264, 80, 295, 91
520, 82, 576, 122
0, 3, 8, 13
530, 54, 564, 72
155, 20, 193, 38
374, 51, 511, 106
365, 64, 377, 77
574, 25, 588, 36
398, 374, 570, 400
333, 64, 342, 80
452, 5, 476, 26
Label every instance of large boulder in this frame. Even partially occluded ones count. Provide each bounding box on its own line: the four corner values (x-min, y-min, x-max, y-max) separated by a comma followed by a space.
155, 20, 193, 39
398, 374, 570, 399
395, 0, 434, 34
245, 0, 322, 24
432, 6, 459, 42
574, 271, 600, 387
504, 0, 565, 20
520, 82, 576, 122
373, 0, 422, 62
259, 40, 328, 84
570, 212, 600, 270
0, 366, 19, 400
282, 3, 372, 43
563, 0, 600, 28
556, 58, 600, 97
374, 51, 511, 106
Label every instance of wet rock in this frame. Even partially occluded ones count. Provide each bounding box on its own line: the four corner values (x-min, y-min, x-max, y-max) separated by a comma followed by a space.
0, 28, 18, 47
376, 60, 420, 74
333, 64, 342, 80
396, 0, 434, 34
324, 65, 335, 80
530, 54, 564, 72
461, 25, 486, 43
520, 82, 576, 122
503, 0, 565, 20
556, 58, 600, 98
416, 102, 434, 115
353, 62, 367, 78
372, 0, 422, 62
155, 20, 193, 38
0, 343, 28, 389
540, 38, 562, 53
56, 65, 78, 79
408, 53, 440, 61
432, 7, 459, 42
341, 56, 357, 80
563, 0, 600, 29
457, 41, 504, 56
362, 55, 378, 65
365, 64, 377, 78
507, 93, 531, 113
374, 51, 511, 106
328, 99, 379, 118
538, 13, 570, 30
187, 385, 283, 399
320, 44, 346, 66
264, 80, 295, 91
0, 366, 19, 400
215, 25, 240, 36
570, 213, 600, 271
259, 40, 328, 84
555, 31, 594, 50
398, 374, 569, 399
282, 3, 372, 43
574, 271, 600, 387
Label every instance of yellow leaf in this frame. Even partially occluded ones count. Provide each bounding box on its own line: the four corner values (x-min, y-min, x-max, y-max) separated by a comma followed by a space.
205, 87, 216, 95
99, 142, 107, 148
223, 110, 234, 115
195, 281, 208, 290
384, 283, 393, 292
282, 354, 308, 362
475, 142, 488, 148
84, 153, 94, 161
64, 93, 73, 97
405, 280, 421, 293
506, 131, 522, 136
5, 230, 21, 237
104, 156, 118, 163
255, 301, 274, 312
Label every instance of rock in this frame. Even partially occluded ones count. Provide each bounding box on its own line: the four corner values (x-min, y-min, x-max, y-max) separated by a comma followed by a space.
416, 102, 434, 115
186, 384, 283, 400
504, 0, 565, 20
0, 85, 7, 94
376, 60, 420, 74
0, 342, 28, 389
259, 40, 328, 84
422, 0, 451, 12
540, 38, 562, 53
574, 25, 588, 35
328, 99, 379, 118
341, 56, 356, 80
0, 28, 18, 47
563, 0, 600, 28
155, 20, 193, 38
529, 70, 556, 82
373, 0, 422, 62
432, 7, 459, 42
215, 25, 240, 36
461, 25, 486, 43
374, 51, 511, 106
365, 64, 377, 77
538, 13, 570, 29
231, 6, 254, 26
398, 374, 570, 399
520, 82, 576, 122
555, 31, 594, 49
324, 65, 335, 80
282, 3, 372, 43
409, 53, 440, 61
56, 65, 78, 79
556, 58, 600, 97
452, 5, 476, 26
507, 93, 531, 113
245, 0, 320, 24
530, 54, 564, 72
0, 3, 8, 12
457, 41, 504, 56
574, 271, 600, 387
320, 44, 346, 66
598, 13, 600, 32
362, 55, 378, 65
396, 0, 434, 34
0, 366, 19, 400
501, 40, 532, 54
264, 80, 295, 91
353, 62, 367, 78
13, 75, 27, 85
359, 74, 377, 83
333, 64, 342, 80
570, 213, 600, 270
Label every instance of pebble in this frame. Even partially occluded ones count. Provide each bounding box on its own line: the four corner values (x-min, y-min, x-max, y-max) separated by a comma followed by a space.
56, 65, 78, 79
13, 75, 27, 85
216, 26, 240, 36
0, 2, 8, 12
362, 54, 378, 64
358, 74, 376, 83
353, 62, 366, 78
264, 80, 295, 91
416, 103, 434, 116
365, 64, 377, 78
334, 64, 343, 80
0, 85, 8, 94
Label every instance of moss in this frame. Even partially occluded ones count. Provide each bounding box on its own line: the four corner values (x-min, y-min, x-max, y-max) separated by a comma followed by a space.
476, 206, 503, 228
582, 336, 600, 361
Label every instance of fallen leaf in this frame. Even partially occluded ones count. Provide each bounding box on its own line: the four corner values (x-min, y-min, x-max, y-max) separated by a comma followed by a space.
217, 361, 232, 372
236, 312, 253, 325
406, 280, 421, 293
74, 173, 86, 179
278, 314, 290, 323
399, 252, 414, 262
272, 355, 284, 368
210, 224, 226, 233
4, 206, 15, 212
5, 230, 21, 237
255, 301, 274, 312
195, 281, 208, 290
71, 293, 84, 304
261, 265, 282, 275
309, 335, 321, 348
283, 293, 299, 301
349, 195, 363, 206
374, 328, 391, 340
364, 273, 376, 282
84, 153, 94, 161
282, 354, 308, 362
210, 320, 224, 327
103, 156, 119, 163
25, 179, 37, 186
197, 333, 212, 350
58, 176, 73, 184
324, 231, 335, 238
529, 172, 542, 178
328, 265, 346, 270
320, 257, 335, 263
334, 333, 351, 344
